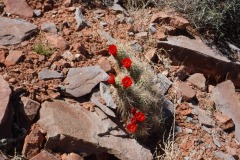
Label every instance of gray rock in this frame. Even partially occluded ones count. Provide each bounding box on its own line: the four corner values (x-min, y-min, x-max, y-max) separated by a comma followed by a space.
41, 22, 57, 34
175, 126, 182, 133
100, 21, 107, 27
212, 80, 240, 141
37, 100, 153, 160
0, 17, 38, 45
197, 107, 215, 127
110, 3, 124, 12
63, 66, 109, 97
158, 36, 240, 88
187, 73, 206, 89
213, 136, 221, 148
135, 32, 148, 39
75, 7, 88, 31
20, 97, 40, 122
38, 68, 63, 80
148, 24, 157, 35
97, 29, 117, 45
130, 41, 143, 52
153, 73, 172, 95
33, 9, 42, 17
62, 50, 75, 61
214, 151, 236, 160
0, 76, 11, 125
185, 117, 193, 122
100, 83, 116, 109
91, 92, 116, 117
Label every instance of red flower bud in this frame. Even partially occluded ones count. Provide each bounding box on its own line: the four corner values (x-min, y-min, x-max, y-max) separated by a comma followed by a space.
134, 111, 146, 122
108, 44, 117, 56
131, 117, 137, 124
122, 76, 132, 88
127, 123, 137, 133
107, 74, 115, 84
130, 107, 136, 115
122, 57, 132, 68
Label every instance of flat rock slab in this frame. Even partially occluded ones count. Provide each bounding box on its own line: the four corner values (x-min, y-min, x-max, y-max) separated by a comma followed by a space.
3, 0, 33, 18
211, 80, 240, 141
38, 68, 63, 80
37, 100, 153, 160
158, 36, 240, 88
63, 66, 109, 97
0, 76, 11, 125
0, 17, 38, 45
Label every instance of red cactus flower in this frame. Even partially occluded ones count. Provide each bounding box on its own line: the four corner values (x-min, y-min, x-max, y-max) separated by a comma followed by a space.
107, 73, 115, 84
131, 117, 137, 124
134, 111, 145, 122
108, 44, 117, 56
127, 123, 137, 133
122, 58, 132, 68
131, 107, 136, 115
122, 76, 132, 88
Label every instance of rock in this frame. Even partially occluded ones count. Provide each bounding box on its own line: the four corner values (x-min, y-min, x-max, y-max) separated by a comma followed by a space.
187, 73, 206, 89
45, 34, 68, 50
64, 0, 72, 7
75, 7, 88, 31
148, 24, 157, 35
20, 97, 40, 122
0, 17, 38, 45
145, 48, 157, 62
4, 50, 24, 67
157, 36, 240, 88
37, 100, 153, 160
213, 136, 221, 148
30, 150, 58, 160
212, 80, 240, 140
176, 82, 196, 101
159, 25, 176, 35
91, 92, 116, 117
110, 3, 124, 12
194, 107, 215, 127
214, 151, 236, 160
0, 3, 4, 14
38, 68, 63, 80
62, 50, 75, 61
175, 126, 182, 133
33, 9, 42, 17
0, 50, 6, 63
97, 29, 117, 45
100, 21, 107, 27
0, 76, 11, 125
150, 11, 171, 23
130, 41, 142, 52
185, 128, 193, 134
0, 76, 12, 138
63, 66, 109, 97
153, 73, 172, 95
135, 32, 148, 39
169, 16, 189, 30
4, 0, 33, 18
215, 112, 235, 131
100, 83, 117, 109
22, 124, 44, 159
41, 22, 58, 34
155, 30, 166, 40
98, 57, 112, 72
225, 146, 237, 156
62, 153, 83, 160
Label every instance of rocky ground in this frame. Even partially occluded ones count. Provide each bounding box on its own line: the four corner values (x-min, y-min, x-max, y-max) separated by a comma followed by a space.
0, 0, 240, 160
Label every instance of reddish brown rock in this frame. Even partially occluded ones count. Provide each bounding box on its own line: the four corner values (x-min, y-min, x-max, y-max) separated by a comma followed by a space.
212, 80, 240, 140
158, 36, 240, 88
20, 97, 40, 122
0, 50, 5, 63
169, 16, 189, 30
61, 153, 84, 160
4, 50, 24, 67
45, 34, 68, 50
215, 112, 235, 131
98, 57, 112, 72
22, 124, 44, 159
155, 30, 166, 40
30, 150, 58, 160
145, 48, 157, 62
150, 11, 171, 23
187, 73, 206, 89
176, 82, 196, 101
159, 25, 177, 35
3, 0, 33, 18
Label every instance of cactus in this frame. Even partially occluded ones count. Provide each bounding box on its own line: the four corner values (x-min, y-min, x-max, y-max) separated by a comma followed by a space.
107, 44, 165, 141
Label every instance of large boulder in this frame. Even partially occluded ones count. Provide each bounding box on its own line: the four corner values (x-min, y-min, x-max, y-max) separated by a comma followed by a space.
37, 100, 153, 160
0, 17, 38, 45
158, 36, 240, 88
211, 80, 240, 141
